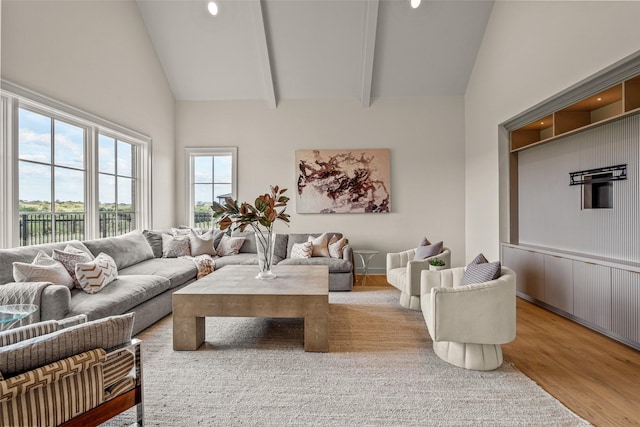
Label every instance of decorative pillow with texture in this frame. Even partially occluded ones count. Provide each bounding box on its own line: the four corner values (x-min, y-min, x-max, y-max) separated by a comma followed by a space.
52, 245, 94, 287
12, 251, 74, 288
216, 235, 246, 257
460, 253, 501, 286
172, 226, 204, 236
291, 242, 313, 259
328, 235, 348, 258
414, 241, 443, 260
189, 229, 218, 256
162, 234, 191, 258
308, 233, 330, 258
75, 253, 119, 294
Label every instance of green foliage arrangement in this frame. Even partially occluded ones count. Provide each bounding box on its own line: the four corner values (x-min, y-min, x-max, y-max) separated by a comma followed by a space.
429, 257, 446, 267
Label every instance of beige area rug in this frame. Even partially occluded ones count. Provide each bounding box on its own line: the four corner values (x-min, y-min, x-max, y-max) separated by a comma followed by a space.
104, 287, 589, 426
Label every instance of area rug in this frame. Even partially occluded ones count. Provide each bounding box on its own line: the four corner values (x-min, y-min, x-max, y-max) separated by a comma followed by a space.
104, 287, 589, 426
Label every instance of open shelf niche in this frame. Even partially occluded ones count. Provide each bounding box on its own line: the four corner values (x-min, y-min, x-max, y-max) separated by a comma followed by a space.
510, 72, 640, 152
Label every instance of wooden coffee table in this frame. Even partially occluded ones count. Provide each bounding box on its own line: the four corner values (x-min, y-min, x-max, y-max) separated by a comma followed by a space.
172, 265, 329, 352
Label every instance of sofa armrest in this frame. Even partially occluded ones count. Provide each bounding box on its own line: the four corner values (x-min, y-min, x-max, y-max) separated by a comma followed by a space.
40, 284, 72, 320
427, 273, 516, 345
0, 348, 106, 400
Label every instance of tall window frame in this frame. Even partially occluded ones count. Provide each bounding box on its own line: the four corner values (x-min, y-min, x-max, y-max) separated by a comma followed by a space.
0, 80, 152, 248
185, 147, 237, 229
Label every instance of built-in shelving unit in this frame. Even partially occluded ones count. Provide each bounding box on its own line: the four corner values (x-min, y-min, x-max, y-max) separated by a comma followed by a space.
509, 73, 640, 152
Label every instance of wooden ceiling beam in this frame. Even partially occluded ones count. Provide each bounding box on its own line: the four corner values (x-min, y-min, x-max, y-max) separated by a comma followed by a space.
252, 0, 277, 109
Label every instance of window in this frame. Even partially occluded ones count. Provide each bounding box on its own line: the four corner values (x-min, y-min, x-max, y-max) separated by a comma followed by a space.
1, 81, 151, 247
18, 108, 86, 245
98, 135, 137, 237
186, 147, 237, 229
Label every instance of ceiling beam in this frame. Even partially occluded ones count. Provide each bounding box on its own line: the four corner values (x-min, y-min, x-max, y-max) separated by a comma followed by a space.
360, 0, 379, 108
251, 0, 277, 109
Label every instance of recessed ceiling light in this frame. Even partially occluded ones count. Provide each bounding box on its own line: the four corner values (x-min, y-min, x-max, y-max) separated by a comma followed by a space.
411, 0, 421, 8
207, 1, 218, 16
597, 97, 602, 101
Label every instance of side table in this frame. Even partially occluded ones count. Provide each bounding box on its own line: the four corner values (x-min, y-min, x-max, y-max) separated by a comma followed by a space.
0, 304, 38, 331
354, 249, 379, 286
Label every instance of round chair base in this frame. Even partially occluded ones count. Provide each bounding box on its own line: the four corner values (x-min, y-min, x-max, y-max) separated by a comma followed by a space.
433, 340, 504, 371
399, 291, 421, 311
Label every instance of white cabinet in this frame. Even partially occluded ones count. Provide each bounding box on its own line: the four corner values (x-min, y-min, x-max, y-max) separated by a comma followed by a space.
611, 268, 640, 343
572, 261, 611, 331
502, 245, 544, 301
544, 255, 573, 314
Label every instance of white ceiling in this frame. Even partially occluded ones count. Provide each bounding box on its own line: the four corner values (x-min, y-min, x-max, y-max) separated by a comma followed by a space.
136, 0, 493, 107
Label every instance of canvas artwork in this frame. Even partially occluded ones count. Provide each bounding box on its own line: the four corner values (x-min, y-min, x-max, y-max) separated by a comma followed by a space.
295, 149, 391, 213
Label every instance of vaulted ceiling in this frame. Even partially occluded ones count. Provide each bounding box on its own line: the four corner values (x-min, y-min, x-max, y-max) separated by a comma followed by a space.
136, 0, 493, 107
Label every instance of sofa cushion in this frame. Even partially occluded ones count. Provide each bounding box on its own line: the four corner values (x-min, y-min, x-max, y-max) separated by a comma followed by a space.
212, 253, 258, 268
278, 257, 352, 274
0, 313, 133, 377
68, 275, 171, 321
83, 232, 154, 270
119, 258, 197, 289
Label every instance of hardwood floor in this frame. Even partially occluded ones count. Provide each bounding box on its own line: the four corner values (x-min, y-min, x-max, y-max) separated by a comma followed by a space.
502, 298, 640, 426
363, 275, 640, 426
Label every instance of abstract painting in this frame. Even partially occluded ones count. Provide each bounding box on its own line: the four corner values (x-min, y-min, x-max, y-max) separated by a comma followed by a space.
295, 149, 390, 213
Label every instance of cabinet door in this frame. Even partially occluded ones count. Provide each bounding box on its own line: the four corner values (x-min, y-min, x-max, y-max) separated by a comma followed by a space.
544, 255, 573, 314
573, 261, 611, 330
611, 268, 640, 343
502, 246, 544, 301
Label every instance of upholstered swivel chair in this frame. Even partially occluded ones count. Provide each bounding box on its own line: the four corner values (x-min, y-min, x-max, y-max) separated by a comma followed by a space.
386, 247, 451, 310
420, 266, 516, 370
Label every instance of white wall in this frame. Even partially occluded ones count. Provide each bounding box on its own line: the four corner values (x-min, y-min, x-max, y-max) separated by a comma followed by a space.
465, 1, 640, 262
1, 0, 176, 228
176, 98, 466, 273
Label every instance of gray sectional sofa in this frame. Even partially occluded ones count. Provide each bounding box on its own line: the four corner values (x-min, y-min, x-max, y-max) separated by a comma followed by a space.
0, 231, 354, 335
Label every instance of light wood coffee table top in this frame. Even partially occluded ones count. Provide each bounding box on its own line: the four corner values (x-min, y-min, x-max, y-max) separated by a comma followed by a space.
173, 265, 329, 352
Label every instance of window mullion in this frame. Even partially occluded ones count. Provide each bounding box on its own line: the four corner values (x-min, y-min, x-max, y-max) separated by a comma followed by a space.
85, 128, 98, 240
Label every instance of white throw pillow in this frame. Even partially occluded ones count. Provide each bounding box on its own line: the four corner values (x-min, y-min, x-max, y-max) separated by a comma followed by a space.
162, 234, 191, 258
291, 242, 313, 259
216, 235, 246, 257
328, 235, 348, 258
75, 253, 119, 294
12, 251, 74, 288
189, 229, 217, 256
307, 233, 330, 258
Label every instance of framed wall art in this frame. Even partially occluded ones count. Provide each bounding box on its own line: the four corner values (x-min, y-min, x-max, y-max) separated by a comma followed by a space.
295, 149, 390, 213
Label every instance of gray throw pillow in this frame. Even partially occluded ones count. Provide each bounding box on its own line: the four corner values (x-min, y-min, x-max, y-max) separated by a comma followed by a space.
460, 255, 501, 286
143, 230, 164, 258
161, 234, 191, 258
414, 241, 443, 260
189, 229, 218, 256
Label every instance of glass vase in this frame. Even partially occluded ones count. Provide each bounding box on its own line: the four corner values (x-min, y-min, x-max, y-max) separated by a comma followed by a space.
255, 231, 277, 279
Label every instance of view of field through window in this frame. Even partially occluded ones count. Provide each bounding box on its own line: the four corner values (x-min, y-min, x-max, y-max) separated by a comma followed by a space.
18, 108, 136, 245
193, 154, 232, 228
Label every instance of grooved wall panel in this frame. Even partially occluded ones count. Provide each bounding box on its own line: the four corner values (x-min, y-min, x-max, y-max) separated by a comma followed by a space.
573, 261, 611, 330
611, 268, 640, 342
518, 115, 640, 262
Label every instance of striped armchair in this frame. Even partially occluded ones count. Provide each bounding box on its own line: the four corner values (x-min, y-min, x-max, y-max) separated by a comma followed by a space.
0, 314, 143, 427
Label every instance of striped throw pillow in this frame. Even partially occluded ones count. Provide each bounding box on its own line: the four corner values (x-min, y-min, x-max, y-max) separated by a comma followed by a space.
75, 253, 118, 294
460, 253, 501, 286
291, 242, 313, 259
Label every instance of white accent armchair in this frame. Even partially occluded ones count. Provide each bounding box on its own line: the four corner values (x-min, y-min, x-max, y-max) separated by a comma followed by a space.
386, 247, 451, 310
420, 267, 516, 370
